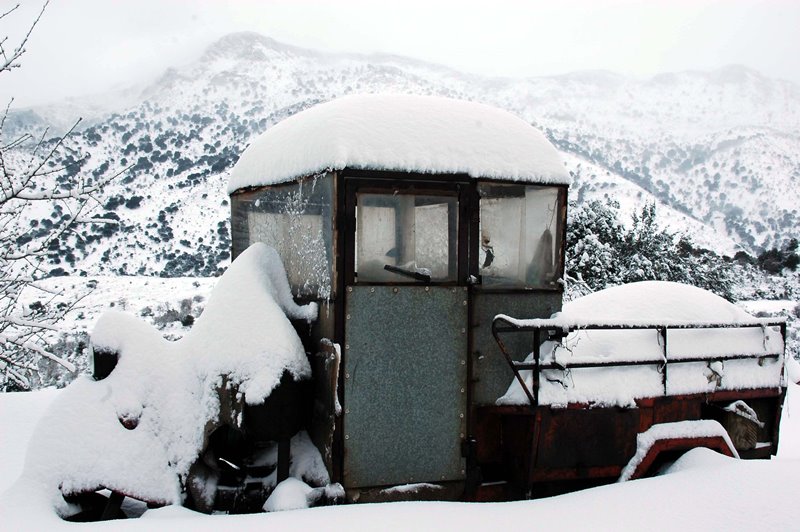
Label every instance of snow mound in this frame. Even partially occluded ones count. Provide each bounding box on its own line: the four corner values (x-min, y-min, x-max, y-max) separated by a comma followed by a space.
14, 243, 317, 514
787, 355, 800, 384
228, 94, 570, 192
498, 281, 785, 407
263, 478, 315, 512
261, 476, 345, 512
561, 281, 754, 324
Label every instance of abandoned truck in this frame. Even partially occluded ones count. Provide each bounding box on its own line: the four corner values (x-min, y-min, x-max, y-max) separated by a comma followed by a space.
224, 94, 787, 505
49, 94, 786, 519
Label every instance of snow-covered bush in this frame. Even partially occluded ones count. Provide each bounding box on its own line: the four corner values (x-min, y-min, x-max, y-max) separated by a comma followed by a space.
756, 238, 799, 274
566, 200, 734, 299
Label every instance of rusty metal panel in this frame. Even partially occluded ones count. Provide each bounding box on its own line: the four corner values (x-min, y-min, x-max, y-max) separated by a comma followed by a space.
535, 407, 639, 469
471, 291, 562, 405
653, 396, 702, 425
343, 285, 468, 488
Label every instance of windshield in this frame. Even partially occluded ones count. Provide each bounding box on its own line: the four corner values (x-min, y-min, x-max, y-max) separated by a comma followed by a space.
355, 192, 459, 283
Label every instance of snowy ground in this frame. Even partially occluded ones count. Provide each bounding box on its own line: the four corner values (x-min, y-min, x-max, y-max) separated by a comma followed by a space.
4, 274, 799, 528
1, 383, 799, 530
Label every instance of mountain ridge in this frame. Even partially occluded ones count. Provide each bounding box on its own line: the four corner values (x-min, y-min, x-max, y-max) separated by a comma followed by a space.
7, 31, 799, 279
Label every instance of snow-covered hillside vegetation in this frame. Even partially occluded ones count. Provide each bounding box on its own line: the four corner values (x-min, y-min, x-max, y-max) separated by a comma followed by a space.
7, 32, 800, 280
4, 31, 799, 392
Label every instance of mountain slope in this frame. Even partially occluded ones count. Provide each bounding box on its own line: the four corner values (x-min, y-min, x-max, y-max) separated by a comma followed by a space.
8, 32, 799, 278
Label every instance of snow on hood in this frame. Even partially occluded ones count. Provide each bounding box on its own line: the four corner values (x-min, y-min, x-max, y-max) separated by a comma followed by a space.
227, 94, 570, 192
498, 281, 785, 408
19, 243, 317, 512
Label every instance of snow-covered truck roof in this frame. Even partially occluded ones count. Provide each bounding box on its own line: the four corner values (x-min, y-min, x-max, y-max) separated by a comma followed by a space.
227, 94, 571, 193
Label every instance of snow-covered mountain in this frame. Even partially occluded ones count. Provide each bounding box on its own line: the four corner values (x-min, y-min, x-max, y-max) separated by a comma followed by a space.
9, 32, 800, 277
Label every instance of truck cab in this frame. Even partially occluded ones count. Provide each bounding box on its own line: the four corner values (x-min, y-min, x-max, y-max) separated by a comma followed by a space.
228, 94, 785, 504
229, 94, 570, 500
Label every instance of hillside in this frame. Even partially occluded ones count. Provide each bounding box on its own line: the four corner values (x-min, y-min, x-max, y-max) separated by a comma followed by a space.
7, 32, 800, 278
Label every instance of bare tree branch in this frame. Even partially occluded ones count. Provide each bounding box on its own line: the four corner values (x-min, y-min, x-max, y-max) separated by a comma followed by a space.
0, 1, 47, 74
0, 0, 118, 390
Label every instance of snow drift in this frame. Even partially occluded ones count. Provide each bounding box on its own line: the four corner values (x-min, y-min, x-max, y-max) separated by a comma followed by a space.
11, 243, 317, 514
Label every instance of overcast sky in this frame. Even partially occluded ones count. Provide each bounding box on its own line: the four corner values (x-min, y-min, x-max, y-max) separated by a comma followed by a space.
2, 0, 799, 108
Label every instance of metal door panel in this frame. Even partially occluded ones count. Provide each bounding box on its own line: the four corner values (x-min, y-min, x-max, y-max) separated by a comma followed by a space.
343, 285, 468, 488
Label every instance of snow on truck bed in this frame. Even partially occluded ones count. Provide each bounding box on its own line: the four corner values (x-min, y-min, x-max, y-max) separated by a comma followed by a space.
227, 94, 571, 192
498, 281, 785, 407
5, 243, 317, 514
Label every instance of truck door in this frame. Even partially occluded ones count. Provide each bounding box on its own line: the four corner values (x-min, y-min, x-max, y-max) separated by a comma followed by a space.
341, 176, 470, 490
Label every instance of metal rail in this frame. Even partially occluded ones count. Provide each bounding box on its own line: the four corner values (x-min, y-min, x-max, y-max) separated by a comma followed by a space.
491, 315, 787, 408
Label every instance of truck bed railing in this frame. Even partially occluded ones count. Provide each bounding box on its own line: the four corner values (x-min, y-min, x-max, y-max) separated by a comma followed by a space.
491, 314, 787, 408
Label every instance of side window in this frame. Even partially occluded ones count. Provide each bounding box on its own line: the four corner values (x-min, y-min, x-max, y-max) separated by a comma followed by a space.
355, 192, 458, 283
478, 184, 563, 289
230, 175, 334, 299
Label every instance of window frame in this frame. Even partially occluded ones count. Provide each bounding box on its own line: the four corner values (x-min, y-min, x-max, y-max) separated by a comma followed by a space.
342, 171, 471, 287
475, 181, 568, 292
230, 174, 335, 300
